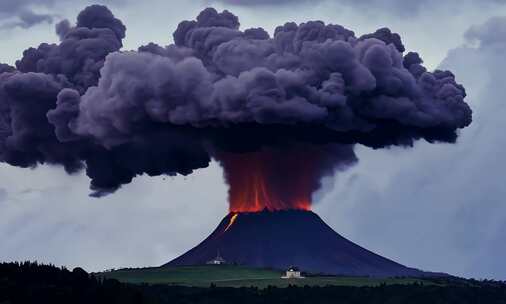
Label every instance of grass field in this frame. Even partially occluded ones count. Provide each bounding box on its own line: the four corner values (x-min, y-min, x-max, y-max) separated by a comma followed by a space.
97, 265, 429, 288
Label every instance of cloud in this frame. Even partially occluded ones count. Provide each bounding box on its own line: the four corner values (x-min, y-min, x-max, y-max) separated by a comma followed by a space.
211, 0, 506, 17
317, 15, 506, 279
0, 0, 502, 280
0, 188, 6, 202
0, 10, 55, 30
0, 162, 227, 272
210, 0, 318, 5
342, 0, 506, 16
464, 16, 506, 47
0, 0, 127, 30
1, 6, 471, 197
0, 1, 57, 29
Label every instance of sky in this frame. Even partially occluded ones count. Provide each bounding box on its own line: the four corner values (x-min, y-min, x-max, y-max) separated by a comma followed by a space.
1, 0, 506, 279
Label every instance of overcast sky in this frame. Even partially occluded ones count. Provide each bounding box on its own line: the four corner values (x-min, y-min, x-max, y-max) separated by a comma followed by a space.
1, 0, 506, 280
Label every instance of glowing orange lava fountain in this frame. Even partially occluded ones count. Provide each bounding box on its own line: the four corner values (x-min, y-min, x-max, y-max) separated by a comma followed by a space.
214, 144, 356, 213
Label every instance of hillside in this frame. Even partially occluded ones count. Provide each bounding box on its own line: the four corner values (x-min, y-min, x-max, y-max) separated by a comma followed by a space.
98, 265, 427, 288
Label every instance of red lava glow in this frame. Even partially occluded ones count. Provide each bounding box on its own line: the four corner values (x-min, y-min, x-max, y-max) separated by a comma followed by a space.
215, 145, 352, 213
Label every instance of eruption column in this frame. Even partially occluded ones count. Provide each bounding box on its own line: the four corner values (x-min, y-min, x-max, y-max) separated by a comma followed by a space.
215, 144, 356, 213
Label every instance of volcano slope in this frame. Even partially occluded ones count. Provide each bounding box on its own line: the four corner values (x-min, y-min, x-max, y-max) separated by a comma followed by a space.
164, 210, 440, 277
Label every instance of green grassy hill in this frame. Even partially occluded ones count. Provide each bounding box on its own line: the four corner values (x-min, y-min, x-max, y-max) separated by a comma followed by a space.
97, 265, 428, 288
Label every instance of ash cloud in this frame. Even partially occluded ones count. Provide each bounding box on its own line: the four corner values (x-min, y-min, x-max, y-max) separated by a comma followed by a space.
0, 64, 15, 74
0, 6, 472, 196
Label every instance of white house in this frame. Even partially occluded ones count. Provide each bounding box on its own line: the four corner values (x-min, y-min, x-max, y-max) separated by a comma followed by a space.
281, 266, 304, 279
206, 251, 226, 265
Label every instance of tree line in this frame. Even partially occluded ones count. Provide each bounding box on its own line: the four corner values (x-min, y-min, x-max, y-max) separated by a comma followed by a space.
1, 261, 505, 304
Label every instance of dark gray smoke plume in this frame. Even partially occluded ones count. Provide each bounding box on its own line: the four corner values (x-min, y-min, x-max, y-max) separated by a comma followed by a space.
0, 6, 472, 196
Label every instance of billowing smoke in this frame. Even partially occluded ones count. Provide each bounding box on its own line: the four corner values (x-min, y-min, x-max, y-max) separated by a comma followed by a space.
0, 6, 471, 207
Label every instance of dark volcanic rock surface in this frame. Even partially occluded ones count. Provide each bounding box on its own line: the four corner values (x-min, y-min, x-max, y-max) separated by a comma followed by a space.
164, 210, 440, 277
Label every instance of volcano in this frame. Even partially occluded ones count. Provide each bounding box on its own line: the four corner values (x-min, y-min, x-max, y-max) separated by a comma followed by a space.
164, 210, 437, 277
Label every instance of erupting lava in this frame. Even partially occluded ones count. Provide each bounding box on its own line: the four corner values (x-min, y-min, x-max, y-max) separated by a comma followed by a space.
226, 160, 312, 212
214, 144, 357, 213
223, 213, 239, 232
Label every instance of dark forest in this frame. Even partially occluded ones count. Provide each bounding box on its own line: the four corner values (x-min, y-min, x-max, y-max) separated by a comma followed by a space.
1, 262, 505, 304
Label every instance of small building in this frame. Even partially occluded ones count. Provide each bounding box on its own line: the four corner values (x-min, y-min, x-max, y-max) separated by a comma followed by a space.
206, 251, 226, 265
281, 266, 304, 279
